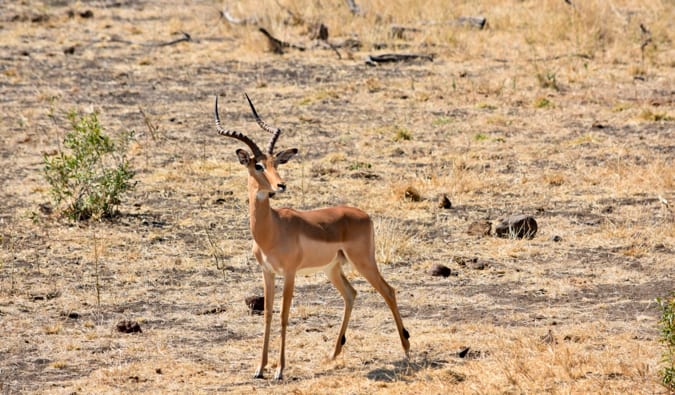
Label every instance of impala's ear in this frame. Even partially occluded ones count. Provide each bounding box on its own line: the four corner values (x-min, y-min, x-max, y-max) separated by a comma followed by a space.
236, 149, 251, 165
275, 148, 298, 165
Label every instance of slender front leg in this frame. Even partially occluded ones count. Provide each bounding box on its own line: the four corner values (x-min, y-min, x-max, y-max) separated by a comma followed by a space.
254, 268, 275, 379
275, 270, 296, 380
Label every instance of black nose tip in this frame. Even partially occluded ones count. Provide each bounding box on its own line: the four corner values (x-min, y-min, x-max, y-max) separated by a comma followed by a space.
277, 183, 286, 192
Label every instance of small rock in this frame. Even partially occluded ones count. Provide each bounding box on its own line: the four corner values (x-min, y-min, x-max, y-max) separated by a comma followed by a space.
79, 10, 94, 18
494, 214, 537, 239
438, 194, 452, 209
457, 346, 484, 359
551, 235, 562, 242
403, 186, 421, 202
467, 220, 491, 236
197, 306, 226, 315
468, 259, 488, 270
116, 320, 142, 333
245, 295, 265, 315
452, 256, 489, 270
38, 202, 53, 215
428, 264, 455, 277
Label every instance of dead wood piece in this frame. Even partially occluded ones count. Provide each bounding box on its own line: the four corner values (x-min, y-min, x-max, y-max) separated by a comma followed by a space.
155, 32, 191, 47
365, 53, 433, 66
456, 16, 487, 29
423, 16, 487, 30
258, 28, 305, 54
310, 23, 329, 41
109, 32, 192, 47
494, 214, 538, 239
309, 23, 342, 59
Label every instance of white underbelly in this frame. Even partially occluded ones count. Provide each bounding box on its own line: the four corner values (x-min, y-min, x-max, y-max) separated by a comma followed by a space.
258, 237, 345, 277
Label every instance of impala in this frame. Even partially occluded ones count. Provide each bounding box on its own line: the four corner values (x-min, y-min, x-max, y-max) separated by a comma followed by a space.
213, 94, 410, 380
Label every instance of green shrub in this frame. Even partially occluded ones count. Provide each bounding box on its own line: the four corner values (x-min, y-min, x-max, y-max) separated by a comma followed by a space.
657, 291, 675, 390
43, 110, 135, 220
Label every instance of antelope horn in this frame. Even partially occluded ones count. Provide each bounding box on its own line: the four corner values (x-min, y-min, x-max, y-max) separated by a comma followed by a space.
244, 93, 282, 154
214, 96, 265, 160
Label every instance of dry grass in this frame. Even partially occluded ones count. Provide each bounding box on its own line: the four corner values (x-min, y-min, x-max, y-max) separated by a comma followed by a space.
1, 0, 674, 393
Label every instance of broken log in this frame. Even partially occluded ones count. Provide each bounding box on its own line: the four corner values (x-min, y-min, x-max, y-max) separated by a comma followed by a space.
258, 27, 305, 54
456, 16, 487, 29
423, 16, 487, 30
365, 53, 433, 66
108, 32, 192, 47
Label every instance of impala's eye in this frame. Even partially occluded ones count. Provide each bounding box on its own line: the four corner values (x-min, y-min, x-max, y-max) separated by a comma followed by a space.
254, 163, 265, 172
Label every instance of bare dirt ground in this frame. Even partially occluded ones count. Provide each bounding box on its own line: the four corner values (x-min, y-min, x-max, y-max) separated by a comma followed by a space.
0, 1, 673, 393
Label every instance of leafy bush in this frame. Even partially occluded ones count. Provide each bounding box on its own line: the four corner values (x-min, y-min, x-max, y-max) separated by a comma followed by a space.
657, 291, 675, 390
43, 110, 135, 220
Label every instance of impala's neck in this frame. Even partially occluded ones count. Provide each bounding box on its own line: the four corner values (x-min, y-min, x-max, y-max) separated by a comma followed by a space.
247, 177, 277, 250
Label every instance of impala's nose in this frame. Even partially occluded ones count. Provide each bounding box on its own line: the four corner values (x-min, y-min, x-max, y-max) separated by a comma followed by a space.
276, 183, 286, 193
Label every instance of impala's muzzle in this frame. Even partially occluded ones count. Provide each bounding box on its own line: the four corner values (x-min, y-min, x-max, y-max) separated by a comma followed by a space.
268, 183, 286, 198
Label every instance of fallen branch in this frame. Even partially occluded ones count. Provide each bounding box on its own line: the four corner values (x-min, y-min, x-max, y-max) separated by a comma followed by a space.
639, 23, 652, 64
308, 23, 342, 59
155, 32, 191, 47
109, 31, 192, 47
456, 16, 487, 29
527, 53, 593, 62
258, 27, 305, 54
365, 53, 433, 66
423, 16, 487, 30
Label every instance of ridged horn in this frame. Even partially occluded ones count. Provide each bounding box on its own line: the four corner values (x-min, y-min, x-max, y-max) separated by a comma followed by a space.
214, 96, 265, 160
244, 93, 282, 154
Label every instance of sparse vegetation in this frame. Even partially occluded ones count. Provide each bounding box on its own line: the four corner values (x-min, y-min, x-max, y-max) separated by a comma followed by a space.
657, 292, 675, 390
392, 126, 413, 141
533, 97, 552, 108
474, 132, 488, 141
43, 111, 135, 220
536, 70, 559, 91
638, 108, 673, 122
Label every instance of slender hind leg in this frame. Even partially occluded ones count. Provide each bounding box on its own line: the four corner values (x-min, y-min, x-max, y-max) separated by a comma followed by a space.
326, 259, 357, 359
346, 252, 410, 357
